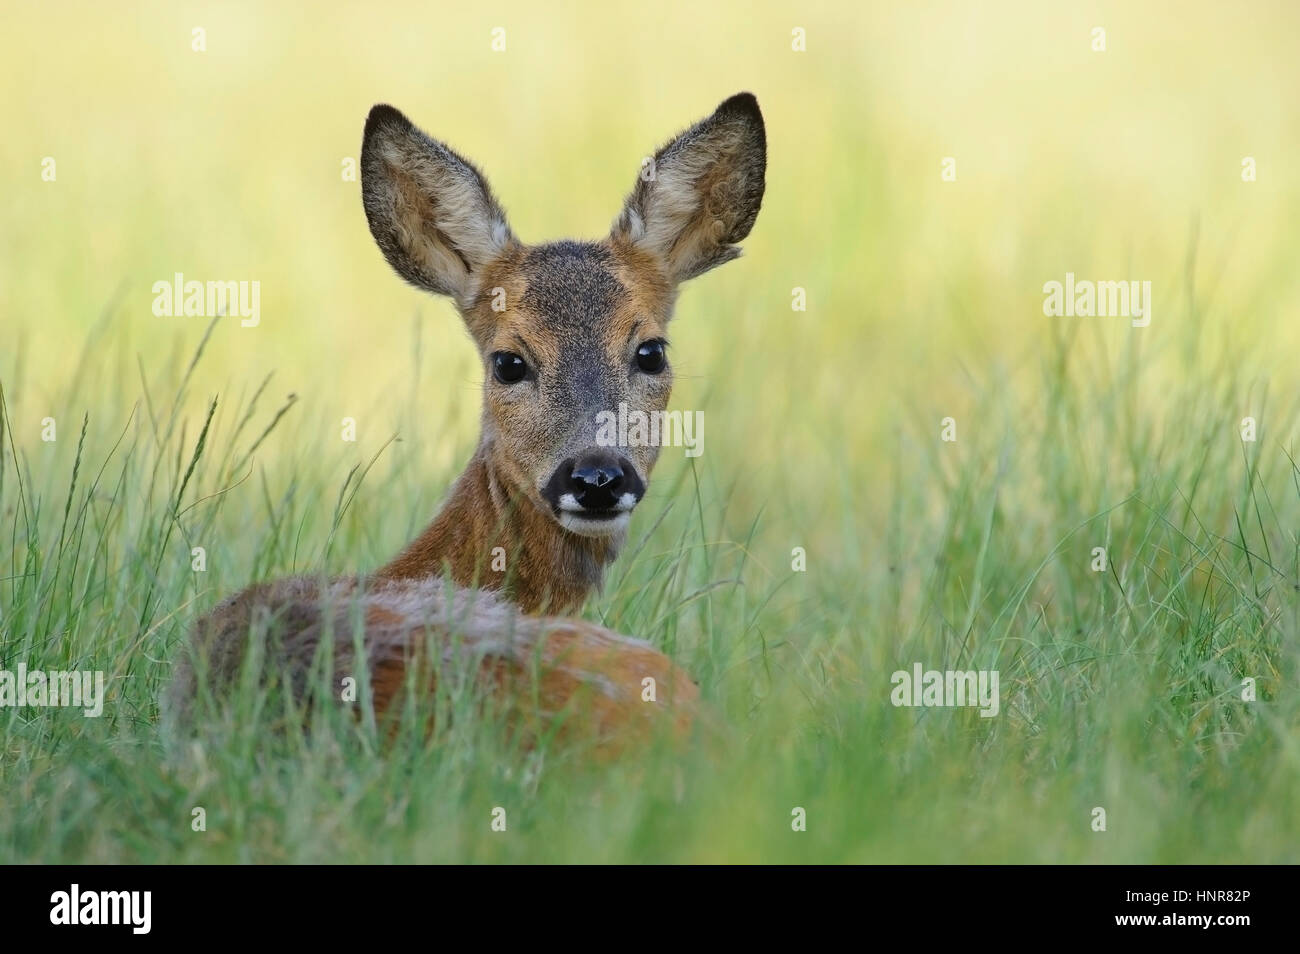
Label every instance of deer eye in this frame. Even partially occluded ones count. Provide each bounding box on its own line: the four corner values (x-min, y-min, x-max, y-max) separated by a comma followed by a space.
635, 340, 667, 374
492, 351, 529, 384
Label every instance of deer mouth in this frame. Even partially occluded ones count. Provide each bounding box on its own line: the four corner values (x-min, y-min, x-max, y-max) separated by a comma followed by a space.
557, 509, 632, 536
553, 493, 637, 536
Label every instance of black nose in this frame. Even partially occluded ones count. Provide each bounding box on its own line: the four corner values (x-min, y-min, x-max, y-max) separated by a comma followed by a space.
541, 450, 646, 517
567, 452, 625, 510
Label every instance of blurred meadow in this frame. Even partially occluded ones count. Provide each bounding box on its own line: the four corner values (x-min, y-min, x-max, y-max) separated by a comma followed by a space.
2, 0, 1299, 862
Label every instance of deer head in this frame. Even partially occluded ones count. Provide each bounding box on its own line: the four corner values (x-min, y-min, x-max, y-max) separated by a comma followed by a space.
360, 94, 765, 547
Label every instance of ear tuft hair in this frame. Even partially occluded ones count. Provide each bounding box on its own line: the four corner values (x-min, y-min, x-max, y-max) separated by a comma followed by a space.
611, 92, 766, 284
360, 105, 515, 307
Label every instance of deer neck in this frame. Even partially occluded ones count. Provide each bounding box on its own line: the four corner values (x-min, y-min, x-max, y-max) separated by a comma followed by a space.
374, 443, 619, 614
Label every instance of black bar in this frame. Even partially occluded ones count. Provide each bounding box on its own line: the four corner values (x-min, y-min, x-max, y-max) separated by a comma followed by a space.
2, 865, 1280, 940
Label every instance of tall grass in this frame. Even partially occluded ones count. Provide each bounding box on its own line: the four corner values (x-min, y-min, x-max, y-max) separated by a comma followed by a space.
1, 286, 1297, 861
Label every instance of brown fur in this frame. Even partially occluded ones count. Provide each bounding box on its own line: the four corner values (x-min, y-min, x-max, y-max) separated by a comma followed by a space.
165, 574, 698, 759
166, 94, 766, 758
377, 447, 615, 615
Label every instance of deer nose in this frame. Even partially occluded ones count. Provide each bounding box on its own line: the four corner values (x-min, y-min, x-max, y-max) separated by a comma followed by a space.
568, 454, 625, 509
542, 451, 646, 518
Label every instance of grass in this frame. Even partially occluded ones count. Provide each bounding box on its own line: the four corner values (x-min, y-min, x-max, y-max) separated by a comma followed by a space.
2, 0, 1299, 863
1, 306, 1297, 863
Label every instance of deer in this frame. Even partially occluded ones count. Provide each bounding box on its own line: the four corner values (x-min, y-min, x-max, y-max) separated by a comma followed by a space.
166, 93, 767, 758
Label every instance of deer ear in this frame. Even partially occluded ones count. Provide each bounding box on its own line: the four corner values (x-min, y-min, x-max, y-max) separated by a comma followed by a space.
611, 93, 766, 285
361, 104, 515, 307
